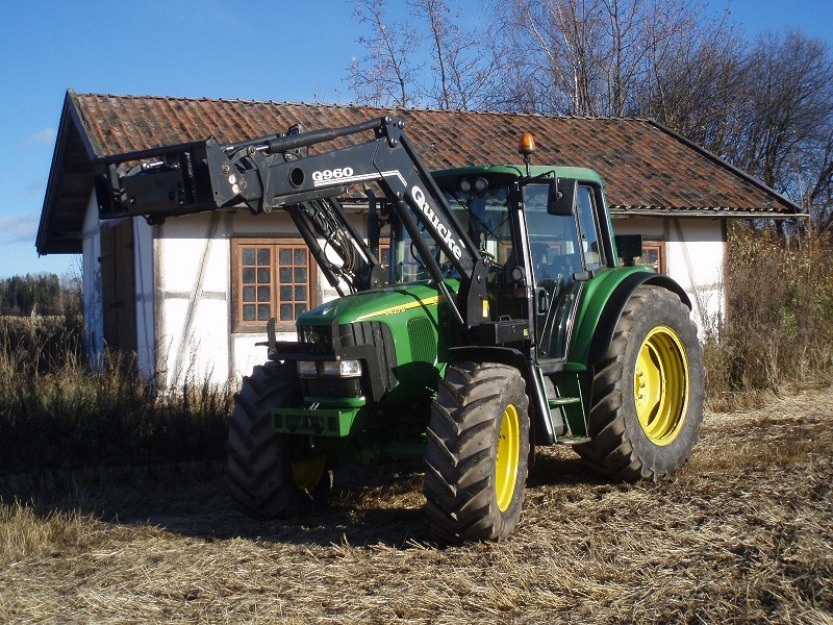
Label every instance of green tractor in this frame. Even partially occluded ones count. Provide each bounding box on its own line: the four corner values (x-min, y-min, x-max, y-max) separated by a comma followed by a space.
97, 116, 704, 542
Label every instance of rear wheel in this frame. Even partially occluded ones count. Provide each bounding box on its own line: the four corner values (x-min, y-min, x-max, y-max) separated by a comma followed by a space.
225, 361, 330, 518
424, 362, 530, 542
575, 286, 704, 481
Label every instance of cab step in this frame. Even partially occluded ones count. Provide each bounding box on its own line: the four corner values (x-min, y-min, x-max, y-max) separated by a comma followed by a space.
556, 436, 591, 445
548, 396, 581, 407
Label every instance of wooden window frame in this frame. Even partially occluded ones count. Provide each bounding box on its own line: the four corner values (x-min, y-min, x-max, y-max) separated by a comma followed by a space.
640, 240, 666, 273
231, 238, 317, 333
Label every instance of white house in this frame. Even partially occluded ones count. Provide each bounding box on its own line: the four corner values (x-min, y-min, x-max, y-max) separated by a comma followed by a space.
37, 91, 803, 389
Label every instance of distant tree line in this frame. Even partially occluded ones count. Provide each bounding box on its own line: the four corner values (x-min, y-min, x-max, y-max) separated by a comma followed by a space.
346, 0, 833, 230
0, 273, 82, 317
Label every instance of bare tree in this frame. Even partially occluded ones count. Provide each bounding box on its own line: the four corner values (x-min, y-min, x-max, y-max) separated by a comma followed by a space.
347, 0, 496, 110
492, 0, 710, 117
411, 0, 454, 107
408, 0, 495, 110
347, 0, 420, 107
500, 0, 608, 115
735, 31, 833, 227
636, 4, 748, 156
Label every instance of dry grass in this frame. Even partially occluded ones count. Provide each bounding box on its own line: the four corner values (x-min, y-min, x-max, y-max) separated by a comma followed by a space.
2, 389, 832, 625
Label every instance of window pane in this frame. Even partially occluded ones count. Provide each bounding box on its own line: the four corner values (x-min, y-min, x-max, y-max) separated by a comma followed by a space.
238, 240, 313, 328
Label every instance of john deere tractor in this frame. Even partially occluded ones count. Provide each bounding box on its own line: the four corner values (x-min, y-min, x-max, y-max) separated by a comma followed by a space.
96, 116, 704, 542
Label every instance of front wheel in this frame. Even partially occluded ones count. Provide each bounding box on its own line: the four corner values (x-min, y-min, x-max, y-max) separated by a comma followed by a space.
424, 362, 530, 542
225, 361, 330, 518
575, 285, 704, 481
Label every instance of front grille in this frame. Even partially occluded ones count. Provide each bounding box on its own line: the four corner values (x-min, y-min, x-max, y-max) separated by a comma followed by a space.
302, 376, 363, 399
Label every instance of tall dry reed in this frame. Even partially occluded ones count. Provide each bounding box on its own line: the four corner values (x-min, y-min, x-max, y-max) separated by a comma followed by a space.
0, 316, 231, 473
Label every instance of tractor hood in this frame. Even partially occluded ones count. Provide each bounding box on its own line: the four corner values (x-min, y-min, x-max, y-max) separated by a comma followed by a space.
297, 280, 459, 327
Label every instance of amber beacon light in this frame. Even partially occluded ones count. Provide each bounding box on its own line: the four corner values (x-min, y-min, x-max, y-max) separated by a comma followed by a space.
518, 132, 536, 157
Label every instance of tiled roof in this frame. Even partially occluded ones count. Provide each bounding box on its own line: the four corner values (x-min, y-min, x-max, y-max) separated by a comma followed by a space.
38, 90, 801, 254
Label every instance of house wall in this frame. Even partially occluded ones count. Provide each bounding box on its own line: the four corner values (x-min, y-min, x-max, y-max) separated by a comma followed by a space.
84, 191, 726, 389
81, 194, 156, 377
81, 194, 104, 366
150, 208, 361, 389
613, 216, 725, 337
134, 219, 155, 379
152, 211, 233, 389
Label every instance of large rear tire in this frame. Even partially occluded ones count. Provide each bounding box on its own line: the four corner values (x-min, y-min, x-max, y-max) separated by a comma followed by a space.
575, 285, 704, 481
424, 362, 530, 542
225, 361, 330, 518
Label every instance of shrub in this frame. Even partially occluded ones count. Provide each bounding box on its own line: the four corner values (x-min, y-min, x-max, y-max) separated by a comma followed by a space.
706, 224, 833, 400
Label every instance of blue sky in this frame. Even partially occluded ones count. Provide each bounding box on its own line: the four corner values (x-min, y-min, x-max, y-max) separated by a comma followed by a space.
1, 0, 831, 280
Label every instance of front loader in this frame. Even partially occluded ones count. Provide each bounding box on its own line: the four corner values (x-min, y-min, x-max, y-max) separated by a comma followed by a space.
95, 115, 704, 542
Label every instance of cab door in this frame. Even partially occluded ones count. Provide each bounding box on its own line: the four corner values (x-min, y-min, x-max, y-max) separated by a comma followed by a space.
523, 181, 606, 364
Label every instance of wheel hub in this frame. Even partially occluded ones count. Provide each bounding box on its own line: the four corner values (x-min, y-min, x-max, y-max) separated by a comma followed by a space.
495, 404, 521, 512
634, 326, 689, 445
290, 453, 327, 494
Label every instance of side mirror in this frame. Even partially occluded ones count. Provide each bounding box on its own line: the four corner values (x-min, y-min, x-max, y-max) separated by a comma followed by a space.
548, 178, 577, 216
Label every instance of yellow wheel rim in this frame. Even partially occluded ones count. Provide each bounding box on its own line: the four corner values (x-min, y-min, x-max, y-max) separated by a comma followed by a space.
634, 326, 690, 446
290, 454, 327, 494
495, 404, 521, 512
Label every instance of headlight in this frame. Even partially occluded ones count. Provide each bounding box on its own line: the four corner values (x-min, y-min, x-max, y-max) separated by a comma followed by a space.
322, 359, 362, 378
297, 359, 362, 378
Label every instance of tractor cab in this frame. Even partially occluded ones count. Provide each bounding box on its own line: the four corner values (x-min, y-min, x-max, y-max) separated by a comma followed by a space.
389, 163, 615, 364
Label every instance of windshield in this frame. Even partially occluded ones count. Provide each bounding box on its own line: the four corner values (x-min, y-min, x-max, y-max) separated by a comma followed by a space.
391, 180, 514, 283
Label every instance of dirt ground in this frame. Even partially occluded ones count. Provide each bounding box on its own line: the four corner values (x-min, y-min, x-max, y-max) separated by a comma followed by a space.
1, 388, 832, 624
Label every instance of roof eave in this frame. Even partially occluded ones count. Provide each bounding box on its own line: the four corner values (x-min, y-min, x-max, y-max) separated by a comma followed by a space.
36, 90, 97, 256
610, 207, 809, 219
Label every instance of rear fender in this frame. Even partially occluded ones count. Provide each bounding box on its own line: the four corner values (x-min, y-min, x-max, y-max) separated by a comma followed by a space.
570, 270, 692, 367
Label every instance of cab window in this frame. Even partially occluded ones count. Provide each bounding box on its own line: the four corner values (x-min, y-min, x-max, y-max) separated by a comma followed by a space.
576, 185, 604, 270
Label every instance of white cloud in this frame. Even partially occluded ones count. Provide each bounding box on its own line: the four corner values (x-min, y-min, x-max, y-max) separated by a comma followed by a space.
20, 180, 44, 199
23, 127, 57, 147
0, 213, 39, 243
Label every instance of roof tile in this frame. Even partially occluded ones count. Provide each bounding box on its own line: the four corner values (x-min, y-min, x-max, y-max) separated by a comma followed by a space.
40, 91, 802, 254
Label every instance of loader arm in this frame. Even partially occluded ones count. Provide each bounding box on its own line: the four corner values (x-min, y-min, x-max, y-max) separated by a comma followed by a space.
94, 116, 490, 329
